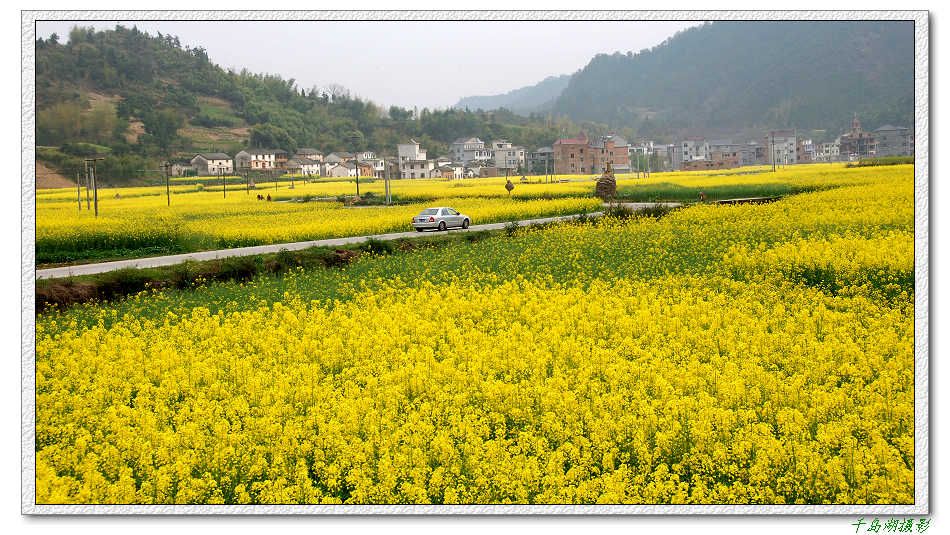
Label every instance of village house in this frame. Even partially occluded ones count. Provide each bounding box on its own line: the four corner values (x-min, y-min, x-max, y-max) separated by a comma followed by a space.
324, 152, 355, 165
553, 135, 590, 174
235, 148, 288, 170
397, 139, 433, 179
491, 140, 525, 171
680, 137, 709, 163
764, 130, 798, 165
323, 163, 353, 178
451, 137, 493, 164
356, 161, 376, 178
358, 158, 387, 179
707, 140, 758, 167
589, 135, 630, 174
294, 148, 323, 162
287, 157, 320, 176
873, 124, 913, 157
191, 152, 233, 175
478, 166, 501, 178
553, 134, 629, 175
528, 147, 554, 173
838, 114, 876, 160
813, 139, 841, 162
170, 161, 195, 177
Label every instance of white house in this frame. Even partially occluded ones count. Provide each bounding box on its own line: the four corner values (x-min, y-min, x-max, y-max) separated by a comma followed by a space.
287, 157, 320, 176
451, 137, 493, 164
235, 149, 280, 170
491, 140, 525, 170
191, 152, 233, 175
398, 139, 432, 179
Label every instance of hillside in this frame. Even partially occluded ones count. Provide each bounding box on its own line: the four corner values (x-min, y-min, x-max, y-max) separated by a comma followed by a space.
550, 21, 914, 134
454, 74, 570, 116
34, 26, 621, 184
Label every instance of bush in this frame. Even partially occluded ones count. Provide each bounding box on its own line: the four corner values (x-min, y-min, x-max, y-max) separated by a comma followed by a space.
170, 261, 200, 289
633, 204, 677, 220
219, 256, 258, 281
359, 238, 395, 255
504, 221, 521, 237
464, 230, 491, 243
604, 204, 634, 219
97, 267, 152, 298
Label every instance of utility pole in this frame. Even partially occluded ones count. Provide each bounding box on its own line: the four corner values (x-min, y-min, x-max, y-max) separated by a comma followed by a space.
84, 157, 104, 217
385, 158, 391, 205
354, 154, 361, 198
163, 162, 170, 206
84, 161, 91, 210
771, 134, 776, 173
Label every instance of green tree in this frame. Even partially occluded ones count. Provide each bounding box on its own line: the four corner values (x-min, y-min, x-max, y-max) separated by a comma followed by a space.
142, 109, 183, 155
249, 123, 297, 154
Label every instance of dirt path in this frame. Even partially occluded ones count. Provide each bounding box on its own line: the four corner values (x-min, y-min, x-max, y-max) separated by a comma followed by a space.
36, 161, 76, 189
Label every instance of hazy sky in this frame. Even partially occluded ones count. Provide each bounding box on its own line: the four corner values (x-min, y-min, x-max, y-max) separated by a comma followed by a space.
35, 20, 701, 109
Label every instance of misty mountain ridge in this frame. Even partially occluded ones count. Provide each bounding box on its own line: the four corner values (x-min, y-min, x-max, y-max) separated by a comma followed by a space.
455, 21, 913, 137
453, 74, 570, 115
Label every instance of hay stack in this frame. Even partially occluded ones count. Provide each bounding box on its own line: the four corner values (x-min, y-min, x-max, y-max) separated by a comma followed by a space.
595, 162, 617, 201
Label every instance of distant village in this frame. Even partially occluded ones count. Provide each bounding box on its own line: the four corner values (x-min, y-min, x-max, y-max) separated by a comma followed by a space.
177, 114, 913, 179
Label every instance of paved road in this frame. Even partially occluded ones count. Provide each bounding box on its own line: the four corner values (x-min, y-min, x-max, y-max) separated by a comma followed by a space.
35, 202, 681, 280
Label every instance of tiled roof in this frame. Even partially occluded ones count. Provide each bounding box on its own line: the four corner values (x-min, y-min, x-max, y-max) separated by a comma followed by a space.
554, 136, 588, 146
196, 152, 232, 160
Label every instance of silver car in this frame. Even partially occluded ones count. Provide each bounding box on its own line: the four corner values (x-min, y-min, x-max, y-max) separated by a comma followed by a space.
412, 207, 471, 231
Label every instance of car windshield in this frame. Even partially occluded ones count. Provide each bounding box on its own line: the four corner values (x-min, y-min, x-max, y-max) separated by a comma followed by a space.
419, 209, 439, 215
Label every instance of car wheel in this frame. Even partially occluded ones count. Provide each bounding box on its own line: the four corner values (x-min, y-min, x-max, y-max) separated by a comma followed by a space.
415, 228, 423, 232
462, 219, 469, 229
438, 221, 446, 231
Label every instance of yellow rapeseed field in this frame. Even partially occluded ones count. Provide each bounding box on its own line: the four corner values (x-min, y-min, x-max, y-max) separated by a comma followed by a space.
34, 164, 916, 504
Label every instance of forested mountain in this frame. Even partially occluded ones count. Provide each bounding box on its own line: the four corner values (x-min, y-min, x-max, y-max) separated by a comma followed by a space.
550, 21, 914, 135
454, 75, 570, 116
34, 26, 618, 183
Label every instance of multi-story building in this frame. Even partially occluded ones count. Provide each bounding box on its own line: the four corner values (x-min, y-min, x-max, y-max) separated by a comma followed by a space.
873, 125, 913, 157
838, 114, 876, 160
764, 130, 798, 165
815, 140, 841, 162
680, 137, 709, 162
553, 135, 592, 174
451, 137, 493, 164
397, 139, 432, 179
491, 140, 525, 171
589, 135, 630, 174
528, 147, 554, 173
708, 140, 758, 167
553, 134, 629, 175
796, 139, 816, 163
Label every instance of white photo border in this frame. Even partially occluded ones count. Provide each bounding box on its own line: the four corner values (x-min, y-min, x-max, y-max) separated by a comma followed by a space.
21, 9, 930, 515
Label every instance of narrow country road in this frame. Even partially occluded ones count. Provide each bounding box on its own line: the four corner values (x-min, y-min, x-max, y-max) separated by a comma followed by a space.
35, 203, 681, 280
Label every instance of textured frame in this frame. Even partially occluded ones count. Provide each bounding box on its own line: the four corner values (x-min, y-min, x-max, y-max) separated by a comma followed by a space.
21, 10, 930, 515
